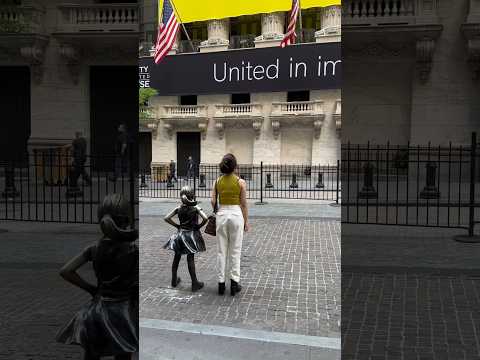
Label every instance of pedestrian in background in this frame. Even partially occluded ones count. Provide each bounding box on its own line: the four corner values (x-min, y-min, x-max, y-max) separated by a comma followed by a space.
211, 153, 249, 296
70, 131, 92, 187
169, 160, 177, 183
186, 155, 194, 180
56, 194, 138, 360
110, 123, 130, 182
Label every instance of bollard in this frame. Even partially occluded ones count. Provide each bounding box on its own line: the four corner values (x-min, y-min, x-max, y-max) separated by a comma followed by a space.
420, 161, 440, 199
289, 173, 298, 188
2, 163, 19, 199
358, 162, 377, 199
315, 172, 325, 189
265, 173, 274, 189
199, 174, 206, 188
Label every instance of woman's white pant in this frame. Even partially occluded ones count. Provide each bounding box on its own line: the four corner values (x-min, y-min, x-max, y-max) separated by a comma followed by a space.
216, 205, 244, 283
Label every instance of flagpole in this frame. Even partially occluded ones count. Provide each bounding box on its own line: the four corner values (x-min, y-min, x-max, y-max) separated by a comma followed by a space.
298, 0, 303, 43
169, 0, 192, 42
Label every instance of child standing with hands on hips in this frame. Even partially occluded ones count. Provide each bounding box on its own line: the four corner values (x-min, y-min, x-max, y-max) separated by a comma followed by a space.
164, 186, 208, 292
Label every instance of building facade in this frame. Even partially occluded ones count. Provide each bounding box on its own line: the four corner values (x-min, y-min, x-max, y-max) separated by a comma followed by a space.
0, 0, 138, 163
140, 4, 342, 169
342, 0, 480, 146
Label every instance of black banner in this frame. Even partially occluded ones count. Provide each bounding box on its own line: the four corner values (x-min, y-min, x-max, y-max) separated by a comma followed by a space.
139, 42, 341, 95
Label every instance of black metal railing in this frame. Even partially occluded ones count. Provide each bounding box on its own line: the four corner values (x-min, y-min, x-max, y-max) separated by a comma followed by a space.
342, 133, 480, 235
0, 149, 138, 224
139, 162, 341, 202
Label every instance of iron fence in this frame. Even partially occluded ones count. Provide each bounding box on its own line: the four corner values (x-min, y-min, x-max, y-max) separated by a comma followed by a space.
139, 162, 341, 202
0, 149, 137, 224
342, 133, 480, 235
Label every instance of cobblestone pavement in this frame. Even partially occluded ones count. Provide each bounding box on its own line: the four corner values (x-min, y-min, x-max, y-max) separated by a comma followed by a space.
0, 221, 117, 360
140, 202, 341, 339
343, 224, 480, 360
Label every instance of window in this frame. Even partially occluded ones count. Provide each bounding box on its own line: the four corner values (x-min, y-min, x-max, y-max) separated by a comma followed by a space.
231, 93, 251, 104
287, 91, 310, 102
179, 95, 197, 106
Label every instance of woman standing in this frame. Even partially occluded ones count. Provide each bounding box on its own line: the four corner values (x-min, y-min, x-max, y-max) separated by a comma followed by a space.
212, 154, 249, 296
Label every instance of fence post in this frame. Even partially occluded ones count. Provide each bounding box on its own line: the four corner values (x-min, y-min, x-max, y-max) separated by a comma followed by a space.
129, 148, 136, 229
455, 132, 480, 242
336, 160, 340, 204
469, 133, 476, 237
193, 163, 197, 196
255, 161, 267, 205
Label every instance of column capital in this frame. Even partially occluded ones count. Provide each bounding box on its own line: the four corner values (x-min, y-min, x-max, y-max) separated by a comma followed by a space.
255, 12, 285, 48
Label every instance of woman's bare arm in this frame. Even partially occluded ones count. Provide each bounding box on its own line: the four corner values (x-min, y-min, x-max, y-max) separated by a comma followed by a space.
164, 207, 180, 229
195, 205, 209, 229
239, 179, 249, 232
60, 252, 97, 296
211, 180, 217, 212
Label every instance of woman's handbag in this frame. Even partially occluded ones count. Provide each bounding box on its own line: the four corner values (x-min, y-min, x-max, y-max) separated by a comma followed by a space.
204, 180, 218, 236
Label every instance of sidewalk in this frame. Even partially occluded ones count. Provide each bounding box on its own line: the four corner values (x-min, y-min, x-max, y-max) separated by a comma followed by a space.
0, 221, 99, 360
140, 201, 340, 358
343, 223, 480, 360
141, 319, 340, 360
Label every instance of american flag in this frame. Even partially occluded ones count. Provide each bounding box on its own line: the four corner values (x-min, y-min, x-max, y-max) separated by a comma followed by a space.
154, 0, 180, 64
280, 0, 300, 48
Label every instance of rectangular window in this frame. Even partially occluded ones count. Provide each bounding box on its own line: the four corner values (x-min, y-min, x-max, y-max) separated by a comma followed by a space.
287, 91, 310, 102
231, 93, 251, 104
179, 95, 197, 105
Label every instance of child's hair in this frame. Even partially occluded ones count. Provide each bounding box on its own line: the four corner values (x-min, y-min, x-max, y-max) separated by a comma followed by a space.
98, 194, 137, 242
180, 186, 196, 206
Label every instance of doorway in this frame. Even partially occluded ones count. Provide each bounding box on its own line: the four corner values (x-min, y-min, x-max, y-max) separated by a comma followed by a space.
90, 66, 138, 171
176, 132, 200, 177
139, 131, 152, 173
0, 66, 30, 164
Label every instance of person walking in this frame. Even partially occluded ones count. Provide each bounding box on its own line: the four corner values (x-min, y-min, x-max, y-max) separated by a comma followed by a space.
169, 160, 177, 183
186, 156, 194, 180
70, 131, 92, 187
211, 153, 249, 296
110, 123, 130, 182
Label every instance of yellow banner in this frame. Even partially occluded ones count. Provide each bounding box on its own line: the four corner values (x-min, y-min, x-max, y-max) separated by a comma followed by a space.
170, 0, 341, 24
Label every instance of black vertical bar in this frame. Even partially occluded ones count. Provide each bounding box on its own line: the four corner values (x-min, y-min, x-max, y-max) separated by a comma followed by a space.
130, 148, 135, 230
426, 142, 430, 226
416, 145, 420, 226
336, 160, 340, 204
27, 153, 31, 220
469, 132, 476, 236
406, 142, 410, 225
375, 145, 379, 224
436, 145, 441, 226
447, 142, 452, 227
396, 145, 399, 225
386, 142, 390, 224
34, 150, 38, 221
260, 161, 263, 203
458, 146, 463, 227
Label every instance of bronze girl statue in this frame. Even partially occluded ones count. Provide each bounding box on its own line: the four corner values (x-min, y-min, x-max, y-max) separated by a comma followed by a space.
164, 186, 208, 292
56, 194, 138, 360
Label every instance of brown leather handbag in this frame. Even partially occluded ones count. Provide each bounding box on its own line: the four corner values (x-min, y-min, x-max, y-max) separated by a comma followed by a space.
204, 180, 218, 236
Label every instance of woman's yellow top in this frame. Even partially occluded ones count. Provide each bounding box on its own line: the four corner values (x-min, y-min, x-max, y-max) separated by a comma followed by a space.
217, 174, 241, 205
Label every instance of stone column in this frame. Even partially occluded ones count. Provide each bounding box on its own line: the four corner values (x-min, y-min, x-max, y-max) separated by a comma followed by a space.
315, 5, 341, 43
254, 12, 285, 48
200, 19, 230, 53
